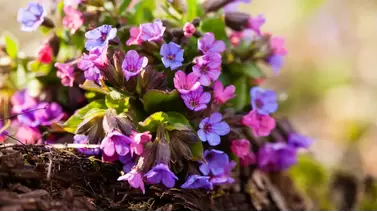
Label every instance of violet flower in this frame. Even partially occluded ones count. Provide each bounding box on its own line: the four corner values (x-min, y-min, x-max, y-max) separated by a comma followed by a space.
122, 50, 148, 81
145, 163, 178, 188
130, 131, 152, 156
100, 131, 132, 158
231, 139, 250, 158
213, 80, 235, 104
287, 133, 313, 149
266, 55, 284, 75
181, 175, 213, 190
73, 134, 100, 155
11, 90, 38, 114
78, 47, 104, 81
84, 25, 117, 51
139, 19, 166, 42
160, 42, 184, 70
63, 6, 83, 34
126, 27, 142, 46
17, 2, 46, 32
33, 102, 64, 126
173, 71, 200, 94
183, 22, 196, 37
181, 86, 211, 111
119, 155, 135, 173
247, 14, 265, 35
55, 62, 75, 87
118, 168, 145, 194
258, 142, 297, 172
242, 110, 276, 137
250, 86, 278, 115
199, 149, 230, 176
210, 160, 236, 185
198, 32, 226, 55
192, 53, 222, 86
197, 112, 230, 146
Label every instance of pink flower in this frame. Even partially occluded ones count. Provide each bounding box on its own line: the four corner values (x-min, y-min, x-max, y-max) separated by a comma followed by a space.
270, 36, 287, 56
247, 14, 265, 35
130, 131, 152, 156
126, 27, 142, 46
63, 6, 83, 34
183, 22, 196, 37
192, 53, 222, 86
213, 80, 235, 104
173, 71, 200, 94
181, 86, 211, 111
139, 19, 166, 42
16, 125, 42, 144
37, 44, 53, 64
242, 110, 275, 137
64, 0, 81, 8
231, 139, 250, 158
54, 62, 75, 87
198, 32, 226, 55
118, 168, 145, 194
239, 152, 256, 166
229, 31, 243, 47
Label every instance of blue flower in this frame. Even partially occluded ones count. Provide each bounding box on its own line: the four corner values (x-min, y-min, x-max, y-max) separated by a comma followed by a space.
266, 55, 284, 75
199, 149, 229, 176
17, 2, 46, 32
84, 25, 117, 51
250, 86, 278, 115
144, 163, 178, 188
160, 42, 184, 70
288, 133, 313, 149
197, 112, 230, 146
258, 142, 297, 172
181, 175, 213, 190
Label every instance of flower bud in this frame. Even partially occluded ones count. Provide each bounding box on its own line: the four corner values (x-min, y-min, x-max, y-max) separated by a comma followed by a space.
47, 34, 60, 57
192, 18, 200, 27
202, 0, 232, 12
103, 109, 133, 135
76, 115, 105, 144
225, 12, 250, 31
138, 67, 168, 95
136, 142, 157, 173
41, 17, 55, 29
156, 137, 171, 164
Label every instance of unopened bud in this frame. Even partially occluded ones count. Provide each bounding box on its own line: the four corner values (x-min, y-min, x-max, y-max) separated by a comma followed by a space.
225, 12, 250, 31
202, 0, 232, 13
41, 17, 55, 29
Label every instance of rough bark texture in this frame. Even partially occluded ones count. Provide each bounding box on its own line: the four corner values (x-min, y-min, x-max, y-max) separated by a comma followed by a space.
0, 145, 308, 210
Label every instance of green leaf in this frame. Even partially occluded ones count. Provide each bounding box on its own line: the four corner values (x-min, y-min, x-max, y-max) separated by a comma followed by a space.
128, 0, 155, 24
189, 142, 204, 161
228, 63, 263, 79
105, 90, 129, 113
143, 89, 184, 113
4, 33, 18, 59
118, 0, 131, 14
27, 60, 52, 76
79, 80, 109, 95
63, 99, 107, 133
165, 112, 192, 131
186, 0, 197, 22
230, 77, 249, 111
15, 65, 27, 88
201, 16, 227, 41
138, 112, 168, 132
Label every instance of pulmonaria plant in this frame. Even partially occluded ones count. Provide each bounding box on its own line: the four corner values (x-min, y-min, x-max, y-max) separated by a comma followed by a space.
3, 0, 314, 195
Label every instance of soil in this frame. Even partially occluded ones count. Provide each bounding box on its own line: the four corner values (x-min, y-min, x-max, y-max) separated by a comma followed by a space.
0, 144, 308, 211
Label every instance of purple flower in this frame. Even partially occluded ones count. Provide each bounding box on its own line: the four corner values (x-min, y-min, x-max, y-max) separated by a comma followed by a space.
84, 25, 117, 51
33, 102, 64, 126
118, 155, 135, 173
197, 113, 230, 146
78, 47, 104, 81
122, 50, 148, 81
181, 86, 211, 111
139, 19, 166, 42
55, 62, 75, 87
250, 87, 278, 115
199, 149, 229, 176
118, 168, 145, 194
73, 134, 100, 155
17, 2, 46, 31
160, 42, 184, 70
18, 111, 39, 127
145, 163, 178, 188
11, 90, 38, 114
247, 14, 265, 35
192, 53, 222, 86
288, 133, 313, 149
224, 0, 251, 13
100, 131, 132, 158
130, 131, 152, 156
198, 32, 226, 55
210, 160, 236, 185
181, 175, 213, 190
266, 55, 284, 75
258, 142, 297, 172
173, 71, 200, 94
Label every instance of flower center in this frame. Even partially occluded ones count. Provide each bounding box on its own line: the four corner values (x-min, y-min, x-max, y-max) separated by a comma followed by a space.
189, 99, 198, 107
255, 99, 264, 109
101, 32, 107, 41
203, 123, 212, 133
167, 54, 175, 61
200, 65, 208, 74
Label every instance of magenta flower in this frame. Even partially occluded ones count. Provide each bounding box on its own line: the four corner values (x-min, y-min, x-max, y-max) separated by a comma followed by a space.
11, 90, 37, 114
84, 25, 117, 51
213, 80, 235, 104
160, 42, 184, 70
139, 19, 166, 42
100, 131, 132, 158
78, 47, 107, 81
181, 86, 211, 111
181, 175, 213, 190
145, 163, 178, 188
130, 131, 152, 156
231, 139, 250, 158
258, 142, 297, 172
247, 14, 265, 35
198, 113, 230, 146
33, 102, 64, 126
126, 27, 142, 46
118, 168, 145, 194
270, 36, 287, 56
250, 86, 278, 115
122, 50, 148, 81
199, 149, 230, 176
183, 22, 196, 37
239, 152, 256, 166
63, 6, 83, 34
55, 62, 75, 87
16, 125, 41, 144
198, 32, 226, 55
73, 134, 100, 155
242, 110, 276, 137
288, 133, 313, 149
173, 71, 200, 94
192, 53, 222, 86
210, 160, 236, 185
17, 2, 46, 32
